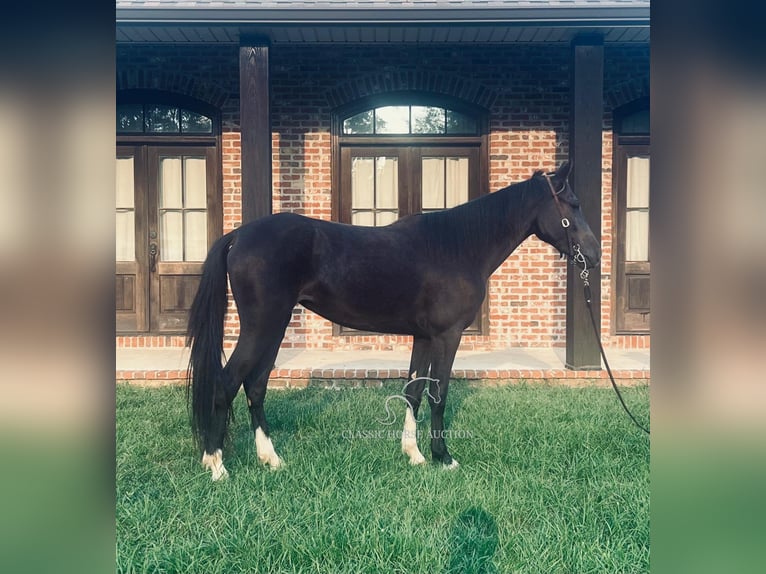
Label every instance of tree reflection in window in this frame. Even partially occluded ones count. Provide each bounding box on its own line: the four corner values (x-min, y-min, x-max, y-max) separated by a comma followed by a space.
343, 105, 477, 135
412, 106, 445, 134
343, 110, 374, 134
117, 104, 213, 134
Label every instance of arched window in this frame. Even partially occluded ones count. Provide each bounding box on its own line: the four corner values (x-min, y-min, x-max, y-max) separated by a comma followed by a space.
333, 95, 488, 334
116, 91, 221, 334
117, 103, 213, 134
342, 104, 478, 135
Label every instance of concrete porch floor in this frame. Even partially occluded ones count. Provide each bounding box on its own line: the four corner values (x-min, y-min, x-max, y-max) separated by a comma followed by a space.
116, 346, 650, 387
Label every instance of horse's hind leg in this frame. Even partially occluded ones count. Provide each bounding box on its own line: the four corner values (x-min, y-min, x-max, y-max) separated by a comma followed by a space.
202, 364, 242, 480
199, 308, 289, 480
401, 337, 431, 465
243, 337, 287, 469
240, 309, 293, 469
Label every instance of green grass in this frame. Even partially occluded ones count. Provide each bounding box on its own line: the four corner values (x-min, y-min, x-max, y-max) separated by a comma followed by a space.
116, 382, 649, 574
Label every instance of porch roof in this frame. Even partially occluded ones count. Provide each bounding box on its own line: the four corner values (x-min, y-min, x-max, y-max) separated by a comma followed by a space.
116, 0, 650, 45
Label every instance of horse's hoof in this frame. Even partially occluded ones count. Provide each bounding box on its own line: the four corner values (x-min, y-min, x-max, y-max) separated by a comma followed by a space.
202, 449, 229, 481
442, 459, 460, 470
259, 452, 283, 469
211, 466, 229, 481
408, 453, 427, 465
266, 456, 283, 470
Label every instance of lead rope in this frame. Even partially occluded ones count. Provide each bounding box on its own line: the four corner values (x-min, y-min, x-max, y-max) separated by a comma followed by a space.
573, 245, 650, 435
544, 174, 649, 434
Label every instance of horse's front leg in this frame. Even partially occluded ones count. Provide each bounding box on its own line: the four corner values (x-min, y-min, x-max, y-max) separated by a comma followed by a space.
427, 328, 462, 469
401, 337, 431, 465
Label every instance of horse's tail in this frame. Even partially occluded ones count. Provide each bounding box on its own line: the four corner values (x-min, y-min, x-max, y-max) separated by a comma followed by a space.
186, 229, 237, 452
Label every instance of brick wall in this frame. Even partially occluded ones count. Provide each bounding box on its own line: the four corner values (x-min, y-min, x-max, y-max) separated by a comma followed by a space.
116, 42, 649, 352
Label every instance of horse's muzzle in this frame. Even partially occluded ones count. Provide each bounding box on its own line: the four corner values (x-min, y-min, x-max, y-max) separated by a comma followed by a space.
571, 243, 600, 272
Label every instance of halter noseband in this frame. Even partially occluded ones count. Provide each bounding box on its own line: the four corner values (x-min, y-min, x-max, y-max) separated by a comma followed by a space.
542, 172, 589, 285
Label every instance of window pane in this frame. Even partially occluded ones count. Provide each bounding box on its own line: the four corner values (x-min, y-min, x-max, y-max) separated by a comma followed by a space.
352, 157, 374, 209
117, 104, 143, 133
375, 106, 409, 134
160, 211, 183, 261
181, 110, 212, 133
446, 110, 478, 134
446, 157, 469, 207
620, 109, 650, 135
115, 157, 134, 209
422, 157, 445, 209
116, 156, 135, 261
352, 211, 375, 226
184, 157, 207, 208
412, 106, 445, 134
627, 156, 650, 208
376, 211, 398, 226
184, 211, 208, 261
375, 157, 398, 209
626, 210, 649, 262
146, 105, 180, 133
343, 110, 374, 134
159, 157, 183, 209
116, 211, 134, 261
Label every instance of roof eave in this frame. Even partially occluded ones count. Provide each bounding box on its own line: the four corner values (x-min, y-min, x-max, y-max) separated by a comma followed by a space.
115, 7, 650, 27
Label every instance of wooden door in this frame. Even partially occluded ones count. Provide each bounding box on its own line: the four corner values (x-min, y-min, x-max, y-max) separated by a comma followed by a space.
116, 145, 220, 334
413, 146, 484, 333
148, 147, 220, 333
116, 146, 148, 332
338, 144, 485, 334
339, 147, 409, 225
614, 141, 650, 333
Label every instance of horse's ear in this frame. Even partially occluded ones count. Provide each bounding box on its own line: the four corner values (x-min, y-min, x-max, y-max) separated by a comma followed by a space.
555, 161, 572, 181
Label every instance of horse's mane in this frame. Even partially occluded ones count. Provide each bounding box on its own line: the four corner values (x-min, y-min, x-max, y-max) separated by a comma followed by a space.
417, 175, 542, 263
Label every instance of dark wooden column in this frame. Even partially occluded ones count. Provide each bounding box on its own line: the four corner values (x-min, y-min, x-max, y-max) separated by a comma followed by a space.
566, 35, 604, 370
239, 36, 271, 223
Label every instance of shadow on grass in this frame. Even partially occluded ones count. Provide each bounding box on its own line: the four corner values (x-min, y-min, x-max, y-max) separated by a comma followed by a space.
260, 379, 476, 434
445, 506, 499, 574
223, 381, 480, 471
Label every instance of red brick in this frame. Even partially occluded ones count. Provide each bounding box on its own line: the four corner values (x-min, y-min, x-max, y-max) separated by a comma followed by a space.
117, 43, 649, 355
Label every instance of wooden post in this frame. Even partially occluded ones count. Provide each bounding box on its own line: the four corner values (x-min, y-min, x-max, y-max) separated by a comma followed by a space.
566, 35, 604, 370
239, 36, 271, 223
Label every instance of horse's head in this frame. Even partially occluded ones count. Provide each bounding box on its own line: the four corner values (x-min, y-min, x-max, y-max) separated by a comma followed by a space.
531, 162, 601, 271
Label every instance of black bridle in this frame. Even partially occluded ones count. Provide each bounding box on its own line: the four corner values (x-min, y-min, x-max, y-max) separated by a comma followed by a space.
543, 173, 650, 436
543, 173, 591, 281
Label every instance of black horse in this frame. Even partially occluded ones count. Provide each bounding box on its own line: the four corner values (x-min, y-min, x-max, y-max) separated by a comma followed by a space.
187, 162, 600, 480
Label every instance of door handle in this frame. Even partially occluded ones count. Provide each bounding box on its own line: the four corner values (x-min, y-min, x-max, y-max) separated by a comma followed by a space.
149, 243, 157, 273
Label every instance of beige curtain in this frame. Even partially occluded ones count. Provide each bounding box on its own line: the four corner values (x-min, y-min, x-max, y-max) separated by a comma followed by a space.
351, 156, 398, 226
422, 156, 469, 210
183, 157, 208, 261
351, 157, 374, 210
376, 156, 398, 209
159, 156, 208, 261
422, 157, 445, 209
446, 157, 469, 208
115, 157, 135, 261
626, 156, 650, 261
160, 157, 184, 261
375, 211, 398, 226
